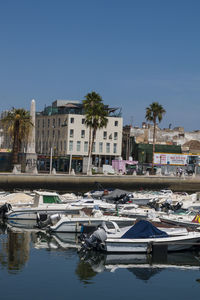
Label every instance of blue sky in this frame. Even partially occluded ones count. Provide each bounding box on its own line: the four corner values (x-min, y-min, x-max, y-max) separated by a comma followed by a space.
0, 0, 200, 131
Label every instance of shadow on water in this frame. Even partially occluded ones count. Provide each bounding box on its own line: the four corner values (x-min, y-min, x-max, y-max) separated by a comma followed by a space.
0, 220, 200, 283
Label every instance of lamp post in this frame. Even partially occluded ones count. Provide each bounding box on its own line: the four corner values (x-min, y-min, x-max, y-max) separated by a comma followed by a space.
50, 127, 55, 174
69, 153, 72, 174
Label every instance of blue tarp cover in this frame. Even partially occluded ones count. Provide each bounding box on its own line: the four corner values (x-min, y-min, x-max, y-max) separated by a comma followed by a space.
121, 220, 169, 239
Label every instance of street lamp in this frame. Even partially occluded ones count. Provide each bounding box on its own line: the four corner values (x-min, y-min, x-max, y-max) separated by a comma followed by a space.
50, 126, 56, 174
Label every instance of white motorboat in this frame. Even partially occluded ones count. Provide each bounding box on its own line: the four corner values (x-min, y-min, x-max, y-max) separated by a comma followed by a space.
70, 198, 115, 211
81, 220, 189, 239
104, 232, 200, 253
79, 219, 200, 253
160, 212, 200, 229
48, 209, 136, 233
2, 191, 81, 220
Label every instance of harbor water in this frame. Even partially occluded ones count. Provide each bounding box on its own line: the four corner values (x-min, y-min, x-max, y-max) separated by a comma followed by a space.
0, 221, 200, 300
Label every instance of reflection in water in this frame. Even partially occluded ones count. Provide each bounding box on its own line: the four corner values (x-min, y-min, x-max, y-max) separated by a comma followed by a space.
1, 220, 200, 282
75, 260, 97, 284
0, 221, 30, 273
0, 221, 81, 273
77, 250, 200, 282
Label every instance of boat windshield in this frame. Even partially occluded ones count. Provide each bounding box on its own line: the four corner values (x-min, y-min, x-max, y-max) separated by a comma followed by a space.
43, 195, 62, 204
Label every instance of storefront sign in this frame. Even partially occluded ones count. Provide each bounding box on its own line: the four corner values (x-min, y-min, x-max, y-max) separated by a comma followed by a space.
154, 153, 188, 165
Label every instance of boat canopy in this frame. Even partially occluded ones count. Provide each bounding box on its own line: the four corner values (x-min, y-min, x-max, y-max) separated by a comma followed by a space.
102, 189, 131, 201
121, 220, 169, 239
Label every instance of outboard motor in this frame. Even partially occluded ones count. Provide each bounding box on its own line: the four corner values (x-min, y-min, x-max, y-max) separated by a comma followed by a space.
119, 194, 131, 204
172, 201, 183, 211
37, 213, 61, 228
79, 226, 107, 252
0, 203, 12, 218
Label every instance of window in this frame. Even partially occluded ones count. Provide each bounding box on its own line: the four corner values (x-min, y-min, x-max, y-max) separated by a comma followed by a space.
82, 118, 85, 124
92, 142, 96, 152
113, 143, 117, 153
103, 131, 107, 139
81, 130, 85, 138
114, 132, 118, 140
37, 120, 40, 128
70, 117, 74, 124
69, 140, 73, 151
47, 119, 50, 128
64, 140, 66, 151
106, 143, 110, 153
70, 129, 74, 138
43, 195, 62, 204
114, 120, 118, 126
58, 130, 60, 138
53, 119, 56, 127
60, 141, 62, 151
58, 118, 61, 127
99, 142, 103, 153
77, 141, 81, 151
84, 141, 88, 152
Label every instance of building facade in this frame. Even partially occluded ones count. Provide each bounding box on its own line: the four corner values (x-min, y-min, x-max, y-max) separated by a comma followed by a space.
36, 100, 123, 173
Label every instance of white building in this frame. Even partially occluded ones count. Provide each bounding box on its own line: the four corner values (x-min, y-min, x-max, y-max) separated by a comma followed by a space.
36, 100, 123, 173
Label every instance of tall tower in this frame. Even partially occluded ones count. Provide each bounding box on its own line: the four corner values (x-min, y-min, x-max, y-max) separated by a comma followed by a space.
27, 99, 36, 154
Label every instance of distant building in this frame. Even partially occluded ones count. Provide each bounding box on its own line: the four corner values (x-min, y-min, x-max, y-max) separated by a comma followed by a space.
35, 99, 123, 173
122, 123, 200, 164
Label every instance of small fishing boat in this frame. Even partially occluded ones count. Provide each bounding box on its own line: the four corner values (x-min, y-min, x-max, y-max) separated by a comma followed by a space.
79, 220, 200, 253
160, 212, 200, 229
48, 210, 136, 233
1, 191, 81, 220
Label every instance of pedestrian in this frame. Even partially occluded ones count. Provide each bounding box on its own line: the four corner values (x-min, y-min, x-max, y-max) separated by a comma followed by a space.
179, 167, 183, 177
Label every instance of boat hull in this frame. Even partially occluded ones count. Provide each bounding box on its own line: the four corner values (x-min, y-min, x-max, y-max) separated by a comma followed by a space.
5, 208, 80, 220
105, 233, 200, 253
50, 217, 135, 233
160, 217, 200, 229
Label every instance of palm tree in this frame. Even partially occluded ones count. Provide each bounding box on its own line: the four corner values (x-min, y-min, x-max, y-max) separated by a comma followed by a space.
145, 102, 166, 172
1, 108, 33, 165
83, 91, 108, 174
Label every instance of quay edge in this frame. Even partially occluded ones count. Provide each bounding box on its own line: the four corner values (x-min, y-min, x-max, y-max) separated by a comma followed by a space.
0, 174, 200, 193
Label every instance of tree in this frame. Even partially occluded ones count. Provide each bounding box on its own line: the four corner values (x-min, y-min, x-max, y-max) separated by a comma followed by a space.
1, 108, 33, 165
145, 102, 166, 172
83, 91, 108, 174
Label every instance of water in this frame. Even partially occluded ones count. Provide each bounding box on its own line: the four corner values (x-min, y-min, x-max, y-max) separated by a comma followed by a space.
0, 222, 200, 300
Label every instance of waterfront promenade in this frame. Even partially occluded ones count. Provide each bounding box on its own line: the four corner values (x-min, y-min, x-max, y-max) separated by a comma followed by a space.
0, 173, 200, 193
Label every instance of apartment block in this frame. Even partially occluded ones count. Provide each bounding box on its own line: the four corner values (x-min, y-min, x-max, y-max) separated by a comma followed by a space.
36, 100, 122, 173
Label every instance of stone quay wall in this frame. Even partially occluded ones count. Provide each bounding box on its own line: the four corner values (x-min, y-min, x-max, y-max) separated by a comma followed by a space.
0, 173, 200, 193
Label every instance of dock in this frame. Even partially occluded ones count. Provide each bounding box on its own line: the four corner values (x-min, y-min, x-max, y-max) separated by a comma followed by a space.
0, 173, 200, 193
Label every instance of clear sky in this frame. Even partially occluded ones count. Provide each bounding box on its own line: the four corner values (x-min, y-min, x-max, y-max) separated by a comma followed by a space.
0, 0, 200, 131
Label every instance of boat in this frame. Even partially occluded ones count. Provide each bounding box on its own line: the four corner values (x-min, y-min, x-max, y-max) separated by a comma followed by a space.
70, 198, 116, 212
160, 212, 200, 229
6, 218, 40, 232
1, 191, 82, 220
79, 219, 200, 253
81, 220, 189, 239
48, 209, 136, 233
